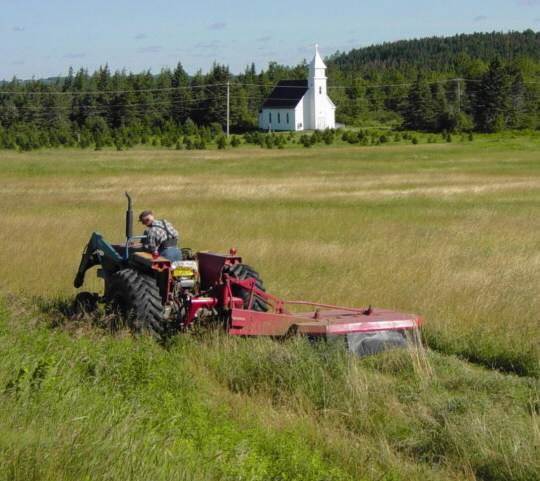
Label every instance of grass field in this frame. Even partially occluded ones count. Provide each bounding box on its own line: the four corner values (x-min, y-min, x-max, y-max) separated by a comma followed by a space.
0, 135, 539, 480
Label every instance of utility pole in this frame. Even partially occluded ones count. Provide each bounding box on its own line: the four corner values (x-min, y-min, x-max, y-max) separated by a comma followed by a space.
456, 78, 462, 114
226, 81, 230, 137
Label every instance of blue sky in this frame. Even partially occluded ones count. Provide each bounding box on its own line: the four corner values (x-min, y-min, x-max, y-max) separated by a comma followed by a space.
0, 0, 539, 80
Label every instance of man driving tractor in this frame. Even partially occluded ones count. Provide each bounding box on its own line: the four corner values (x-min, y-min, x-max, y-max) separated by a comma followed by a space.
138, 210, 182, 261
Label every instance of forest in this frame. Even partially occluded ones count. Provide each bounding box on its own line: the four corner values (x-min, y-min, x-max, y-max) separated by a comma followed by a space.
0, 30, 539, 150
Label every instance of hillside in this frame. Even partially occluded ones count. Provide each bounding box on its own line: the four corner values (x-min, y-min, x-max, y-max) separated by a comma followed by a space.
328, 30, 540, 74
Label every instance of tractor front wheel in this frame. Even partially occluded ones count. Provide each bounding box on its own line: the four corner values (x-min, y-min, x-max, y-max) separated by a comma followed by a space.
105, 268, 167, 339
73, 291, 99, 316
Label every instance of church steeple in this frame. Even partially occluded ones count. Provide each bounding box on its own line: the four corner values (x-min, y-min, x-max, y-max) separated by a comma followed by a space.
309, 44, 327, 80
305, 44, 334, 130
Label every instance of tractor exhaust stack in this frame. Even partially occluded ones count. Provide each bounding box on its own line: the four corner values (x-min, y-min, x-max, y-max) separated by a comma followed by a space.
125, 191, 133, 240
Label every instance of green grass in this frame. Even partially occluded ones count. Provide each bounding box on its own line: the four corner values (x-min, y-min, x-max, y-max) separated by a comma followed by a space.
0, 298, 538, 481
0, 134, 539, 480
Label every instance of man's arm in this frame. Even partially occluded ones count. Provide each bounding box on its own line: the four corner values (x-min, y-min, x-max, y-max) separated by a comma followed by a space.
142, 228, 158, 252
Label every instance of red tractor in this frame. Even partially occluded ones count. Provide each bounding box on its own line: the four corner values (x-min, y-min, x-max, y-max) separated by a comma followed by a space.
74, 194, 422, 356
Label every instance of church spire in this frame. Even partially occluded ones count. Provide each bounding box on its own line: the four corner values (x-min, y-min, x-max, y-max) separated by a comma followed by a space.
310, 43, 326, 71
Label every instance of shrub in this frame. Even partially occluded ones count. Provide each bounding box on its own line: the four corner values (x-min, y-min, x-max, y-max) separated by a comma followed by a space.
196, 137, 206, 150
264, 135, 274, 149
300, 134, 312, 148
322, 129, 334, 145
342, 131, 359, 144
183, 118, 198, 136
217, 136, 227, 149
312, 130, 323, 144
209, 122, 224, 137
230, 135, 241, 147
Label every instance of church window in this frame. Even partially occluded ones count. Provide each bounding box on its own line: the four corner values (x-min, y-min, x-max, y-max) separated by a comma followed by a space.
319, 86, 322, 94
277, 113, 281, 123
269, 112, 272, 123
286, 113, 289, 123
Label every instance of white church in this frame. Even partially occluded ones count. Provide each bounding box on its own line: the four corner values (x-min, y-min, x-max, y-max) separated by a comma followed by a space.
258, 45, 336, 131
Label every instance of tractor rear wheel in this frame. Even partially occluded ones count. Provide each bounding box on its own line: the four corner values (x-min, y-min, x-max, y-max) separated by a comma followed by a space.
105, 268, 167, 339
225, 263, 268, 312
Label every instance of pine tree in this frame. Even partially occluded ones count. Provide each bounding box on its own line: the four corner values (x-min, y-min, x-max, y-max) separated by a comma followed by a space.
171, 62, 191, 125
403, 74, 435, 131
473, 59, 512, 132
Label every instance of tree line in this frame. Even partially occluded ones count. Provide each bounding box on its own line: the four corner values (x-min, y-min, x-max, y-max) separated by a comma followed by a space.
0, 30, 539, 150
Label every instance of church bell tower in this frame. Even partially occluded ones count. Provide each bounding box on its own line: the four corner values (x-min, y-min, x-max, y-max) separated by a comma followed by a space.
309, 44, 328, 130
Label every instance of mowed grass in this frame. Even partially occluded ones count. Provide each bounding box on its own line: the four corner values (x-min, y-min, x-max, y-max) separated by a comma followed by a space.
0, 136, 539, 481
0, 136, 538, 376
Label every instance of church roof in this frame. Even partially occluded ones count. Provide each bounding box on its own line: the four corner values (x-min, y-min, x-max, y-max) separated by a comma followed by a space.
262, 80, 308, 109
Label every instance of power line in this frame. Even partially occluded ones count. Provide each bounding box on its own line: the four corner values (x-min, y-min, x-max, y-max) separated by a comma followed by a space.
237, 78, 490, 90
0, 82, 228, 96
1, 94, 231, 111
0, 104, 215, 121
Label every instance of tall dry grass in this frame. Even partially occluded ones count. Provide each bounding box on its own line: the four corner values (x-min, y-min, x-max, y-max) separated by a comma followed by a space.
1, 138, 538, 375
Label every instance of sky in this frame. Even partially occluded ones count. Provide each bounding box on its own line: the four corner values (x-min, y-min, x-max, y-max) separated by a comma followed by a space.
0, 0, 539, 80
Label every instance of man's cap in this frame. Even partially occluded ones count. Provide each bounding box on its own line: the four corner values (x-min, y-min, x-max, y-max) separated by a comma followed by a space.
138, 210, 153, 221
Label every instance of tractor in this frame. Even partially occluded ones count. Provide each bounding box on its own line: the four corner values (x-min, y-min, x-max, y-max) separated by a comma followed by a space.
73, 193, 422, 356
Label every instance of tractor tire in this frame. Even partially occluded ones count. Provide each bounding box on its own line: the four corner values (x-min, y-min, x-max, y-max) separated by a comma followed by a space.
224, 263, 268, 312
105, 268, 167, 339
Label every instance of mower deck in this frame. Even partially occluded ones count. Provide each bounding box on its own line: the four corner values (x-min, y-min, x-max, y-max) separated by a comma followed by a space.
229, 305, 421, 337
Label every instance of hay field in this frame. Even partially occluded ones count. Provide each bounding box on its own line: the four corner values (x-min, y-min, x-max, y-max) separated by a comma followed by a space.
1, 137, 538, 375
0, 137, 539, 481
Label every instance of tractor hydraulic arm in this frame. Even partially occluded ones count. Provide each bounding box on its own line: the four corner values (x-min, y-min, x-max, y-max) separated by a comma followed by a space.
74, 232, 123, 288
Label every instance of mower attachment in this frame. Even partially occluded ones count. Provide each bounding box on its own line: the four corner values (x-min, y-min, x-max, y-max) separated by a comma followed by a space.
229, 306, 421, 337
224, 276, 422, 355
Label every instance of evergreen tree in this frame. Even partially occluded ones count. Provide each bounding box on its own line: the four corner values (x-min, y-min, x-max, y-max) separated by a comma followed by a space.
171, 62, 191, 125
473, 59, 512, 132
403, 74, 435, 130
